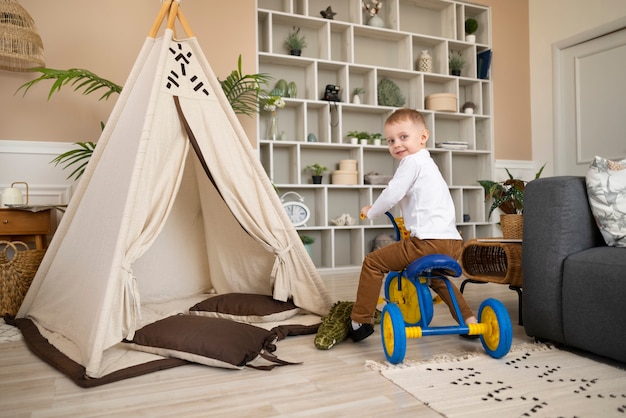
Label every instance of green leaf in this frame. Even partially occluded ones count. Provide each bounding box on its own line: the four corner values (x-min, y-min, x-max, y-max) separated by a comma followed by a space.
219, 54, 272, 116
16, 68, 122, 101
50, 142, 96, 181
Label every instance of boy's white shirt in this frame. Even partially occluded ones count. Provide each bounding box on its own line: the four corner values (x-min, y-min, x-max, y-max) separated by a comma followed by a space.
367, 149, 462, 240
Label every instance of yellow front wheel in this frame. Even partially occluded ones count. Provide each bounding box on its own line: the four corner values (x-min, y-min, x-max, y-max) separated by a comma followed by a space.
478, 298, 513, 359
381, 304, 406, 364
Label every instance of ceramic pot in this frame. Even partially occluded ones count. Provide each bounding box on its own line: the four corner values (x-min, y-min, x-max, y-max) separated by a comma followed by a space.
367, 15, 384, 27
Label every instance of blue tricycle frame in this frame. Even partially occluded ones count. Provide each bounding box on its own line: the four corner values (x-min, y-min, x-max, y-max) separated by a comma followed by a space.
379, 212, 513, 364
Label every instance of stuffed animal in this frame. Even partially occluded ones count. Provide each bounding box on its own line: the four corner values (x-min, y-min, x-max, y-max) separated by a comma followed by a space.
314, 301, 381, 350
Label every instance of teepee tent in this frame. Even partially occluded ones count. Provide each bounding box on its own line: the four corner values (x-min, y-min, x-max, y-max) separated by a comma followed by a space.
16, 0, 331, 383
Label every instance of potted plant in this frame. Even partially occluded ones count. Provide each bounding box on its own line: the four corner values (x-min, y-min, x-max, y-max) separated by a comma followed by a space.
347, 130, 370, 145
449, 51, 465, 76
305, 163, 328, 184
300, 235, 315, 256
370, 132, 383, 146
478, 164, 546, 238
461, 101, 477, 114
285, 26, 307, 56
465, 18, 478, 43
351, 87, 365, 104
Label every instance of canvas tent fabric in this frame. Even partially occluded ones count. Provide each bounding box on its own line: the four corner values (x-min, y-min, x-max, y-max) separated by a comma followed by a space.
16, 0, 332, 380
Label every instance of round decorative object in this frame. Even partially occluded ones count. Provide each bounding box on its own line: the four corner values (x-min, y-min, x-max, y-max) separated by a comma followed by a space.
417, 50, 432, 72
367, 15, 384, 28
280, 191, 310, 226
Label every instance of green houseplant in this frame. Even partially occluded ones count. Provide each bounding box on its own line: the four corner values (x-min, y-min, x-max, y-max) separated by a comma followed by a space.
304, 163, 328, 184
305, 163, 327, 184
478, 164, 546, 238
300, 235, 315, 256
449, 51, 465, 76
285, 26, 307, 56
465, 18, 478, 43
479, 164, 546, 218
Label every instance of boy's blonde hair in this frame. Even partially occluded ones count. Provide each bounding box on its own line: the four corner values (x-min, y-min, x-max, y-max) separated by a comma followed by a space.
385, 108, 426, 128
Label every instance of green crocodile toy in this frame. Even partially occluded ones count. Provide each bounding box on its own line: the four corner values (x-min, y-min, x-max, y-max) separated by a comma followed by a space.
314, 301, 354, 350
314, 301, 381, 350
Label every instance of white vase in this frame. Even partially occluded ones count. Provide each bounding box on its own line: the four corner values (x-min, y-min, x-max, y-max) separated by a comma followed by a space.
352, 94, 361, 104
464, 108, 474, 115
373, 139, 381, 146
466, 34, 476, 43
367, 15, 384, 28
349, 137, 358, 145
417, 50, 432, 72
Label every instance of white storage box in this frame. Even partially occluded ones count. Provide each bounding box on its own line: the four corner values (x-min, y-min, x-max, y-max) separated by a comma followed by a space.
425, 93, 457, 112
332, 170, 358, 185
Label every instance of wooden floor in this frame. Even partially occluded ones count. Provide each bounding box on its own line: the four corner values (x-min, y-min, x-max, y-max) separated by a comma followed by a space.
0, 273, 533, 417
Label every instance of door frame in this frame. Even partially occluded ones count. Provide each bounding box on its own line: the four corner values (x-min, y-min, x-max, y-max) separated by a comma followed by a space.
552, 16, 626, 175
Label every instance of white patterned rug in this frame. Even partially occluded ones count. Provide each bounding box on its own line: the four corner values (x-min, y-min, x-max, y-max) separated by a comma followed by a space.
367, 343, 626, 417
0, 318, 22, 343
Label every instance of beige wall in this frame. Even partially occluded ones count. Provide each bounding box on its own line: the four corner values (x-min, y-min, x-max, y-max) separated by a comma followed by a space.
529, 0, 626, 176
478, 0, 532, 161
0, 0, 257, 144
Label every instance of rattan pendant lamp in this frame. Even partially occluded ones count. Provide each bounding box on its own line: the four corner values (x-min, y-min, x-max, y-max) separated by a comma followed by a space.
0, 0, 44, 71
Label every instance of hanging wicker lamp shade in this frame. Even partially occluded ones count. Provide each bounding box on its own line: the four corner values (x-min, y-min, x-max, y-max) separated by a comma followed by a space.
0, 0, 44, 71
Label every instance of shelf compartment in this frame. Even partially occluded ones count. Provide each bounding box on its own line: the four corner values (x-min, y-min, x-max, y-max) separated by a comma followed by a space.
333, 228, 363, 267
259, 54, 316, 100
278, 186, 325, 227
474, 117, 492, 151
397, 0, 456, 40
341, 107, 389, 142
431, 113, 475, 148
411, 35, 447, 75
269, 14, 329, 58
362, 148, 397, 179
450, 152, 492, 187
347, 65, 376, 105
353, 26, 411, 70
300, 146, 359, 185
364, 227, 397, 254
376, 69, 422, 109
327, 188, 361, 226
259, 100, 304, 141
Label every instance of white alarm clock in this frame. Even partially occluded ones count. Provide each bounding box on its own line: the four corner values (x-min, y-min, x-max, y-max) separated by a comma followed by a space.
280, 191, 310, 227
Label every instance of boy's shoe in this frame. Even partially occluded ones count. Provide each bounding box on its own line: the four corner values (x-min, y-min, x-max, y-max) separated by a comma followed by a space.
459, 333, 480, 340
348, 323, 374, 342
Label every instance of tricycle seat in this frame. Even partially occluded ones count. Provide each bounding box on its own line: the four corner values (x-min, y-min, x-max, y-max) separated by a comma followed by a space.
406, 253, 462, 279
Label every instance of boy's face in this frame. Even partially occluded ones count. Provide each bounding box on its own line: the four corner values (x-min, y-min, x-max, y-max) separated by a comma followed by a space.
384, 118, 429, 161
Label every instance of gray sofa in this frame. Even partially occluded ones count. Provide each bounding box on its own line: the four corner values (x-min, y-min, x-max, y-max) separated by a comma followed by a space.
522, 176, 626, 363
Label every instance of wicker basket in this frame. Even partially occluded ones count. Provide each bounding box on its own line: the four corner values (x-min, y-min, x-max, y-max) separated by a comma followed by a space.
0, 241, 45, 317
500, 214, 524, 239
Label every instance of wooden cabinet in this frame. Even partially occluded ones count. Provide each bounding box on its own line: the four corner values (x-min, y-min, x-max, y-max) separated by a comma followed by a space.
0, 209, 52, 249
257, 0, 494, 271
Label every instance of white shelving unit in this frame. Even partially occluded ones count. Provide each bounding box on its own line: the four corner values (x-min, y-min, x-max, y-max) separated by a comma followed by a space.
257, 0, 494, 272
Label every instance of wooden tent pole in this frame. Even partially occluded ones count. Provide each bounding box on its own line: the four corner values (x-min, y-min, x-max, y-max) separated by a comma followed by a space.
166, 1, 179, 32
148, 0, 173, 38
176, 7, 194, 37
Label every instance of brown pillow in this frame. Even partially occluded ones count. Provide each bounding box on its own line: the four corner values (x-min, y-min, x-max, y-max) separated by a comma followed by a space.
127, 315, 279, 369
189, 293, 300, 323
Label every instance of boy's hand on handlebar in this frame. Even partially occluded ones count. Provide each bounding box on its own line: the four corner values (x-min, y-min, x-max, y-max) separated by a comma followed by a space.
360, 205, 372, 220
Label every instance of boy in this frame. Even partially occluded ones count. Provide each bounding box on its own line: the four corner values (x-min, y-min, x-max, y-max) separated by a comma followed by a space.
349, 108, 477, 342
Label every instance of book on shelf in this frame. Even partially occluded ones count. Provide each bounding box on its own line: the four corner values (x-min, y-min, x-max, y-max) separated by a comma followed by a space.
477, 49, 492, 80
435, 141, 468, 150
